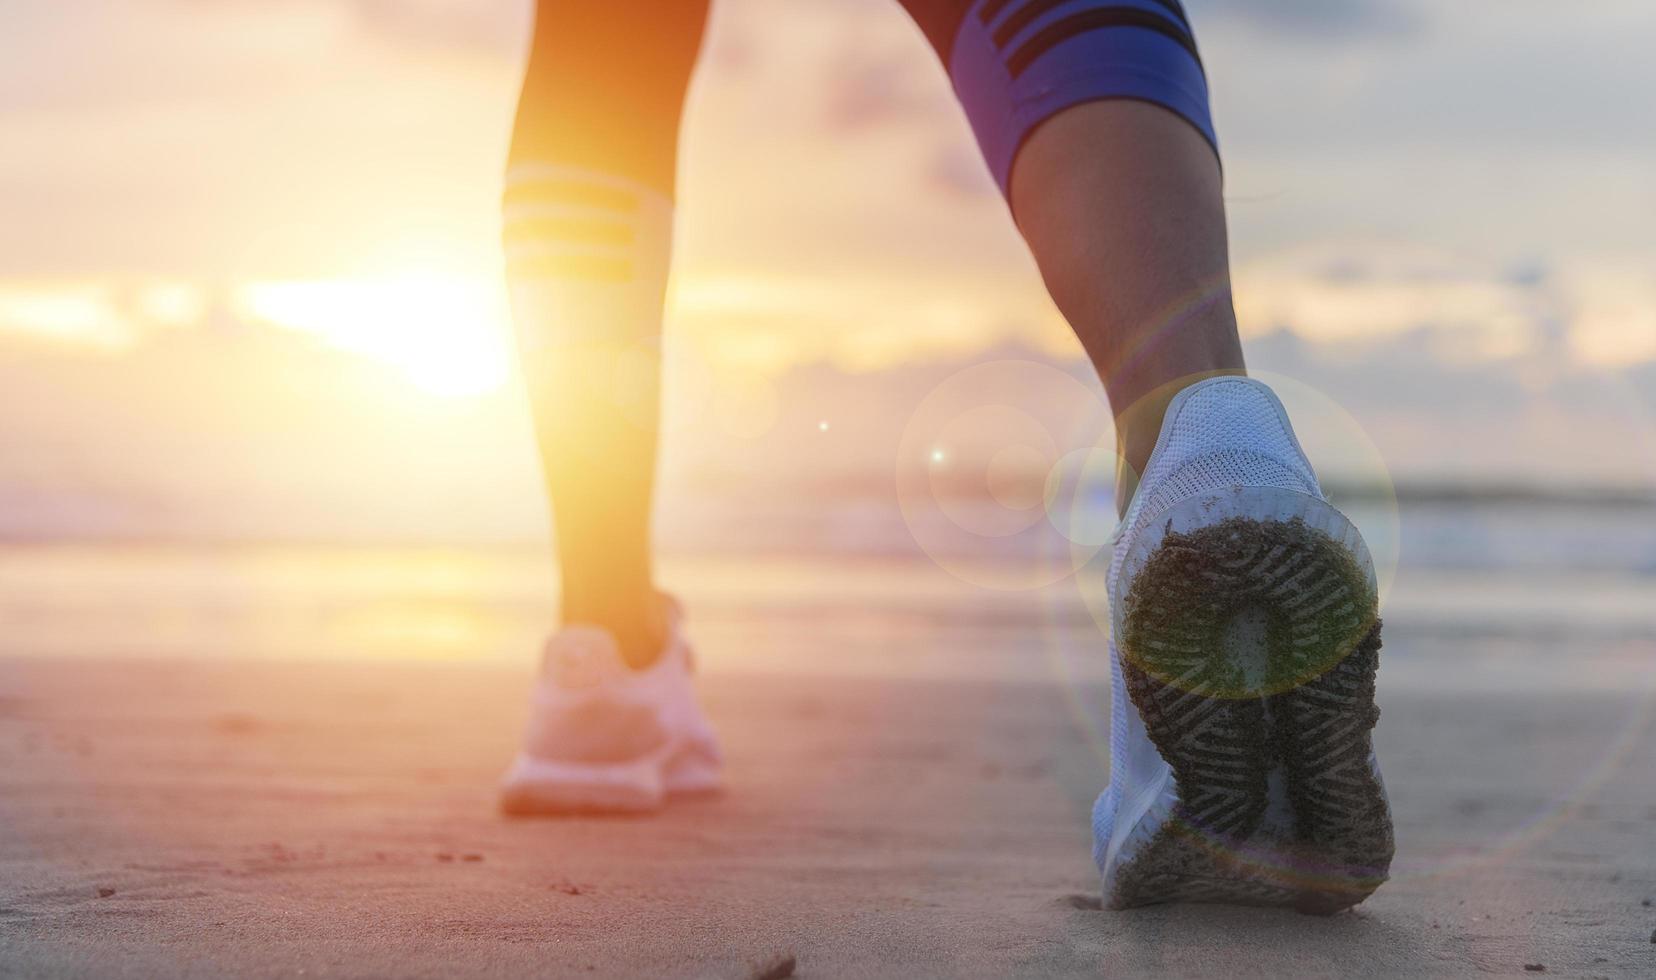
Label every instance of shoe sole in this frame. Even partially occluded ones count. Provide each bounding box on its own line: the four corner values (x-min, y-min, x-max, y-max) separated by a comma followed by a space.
1110, 489, 1393, 913
498, 747, 722, 817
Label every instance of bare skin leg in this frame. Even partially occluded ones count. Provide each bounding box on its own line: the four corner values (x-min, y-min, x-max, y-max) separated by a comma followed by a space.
1009, 100, 1246, 513
506, 0, 709, 667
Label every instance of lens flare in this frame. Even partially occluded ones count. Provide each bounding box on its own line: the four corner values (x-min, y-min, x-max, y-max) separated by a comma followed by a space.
896, 359, 1112, 591
1043, 446, 1122, 548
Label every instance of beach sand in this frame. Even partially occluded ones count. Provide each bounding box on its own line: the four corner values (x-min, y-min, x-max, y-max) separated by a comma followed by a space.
2, 604, 1654, 978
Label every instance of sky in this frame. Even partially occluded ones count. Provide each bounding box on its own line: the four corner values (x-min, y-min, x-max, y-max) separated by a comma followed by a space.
0, 0, 1653, 542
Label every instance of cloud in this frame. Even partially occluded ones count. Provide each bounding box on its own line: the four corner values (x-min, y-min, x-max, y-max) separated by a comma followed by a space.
923, 143, 998, 201
1232, 243, 1558, 357
0, 2, 357, 114
1188, 0, 1423, 39
1234, 242, 1656, 373
340, 0, 523, 55
817, 21, 951, 134
0, 0, 522, 119
1, 242, 1653, 548
171, 0, 523, 55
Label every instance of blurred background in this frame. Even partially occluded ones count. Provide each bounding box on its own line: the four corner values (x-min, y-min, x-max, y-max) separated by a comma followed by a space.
3, 3, 1656, 975
0, 0, 1653, 665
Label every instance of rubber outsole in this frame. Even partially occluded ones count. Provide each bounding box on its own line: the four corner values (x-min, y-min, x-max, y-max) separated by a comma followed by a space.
498, 755, 663, 816
1111, 514, 1393, 912
498, 746, 723, 817
498, 781, 660, 816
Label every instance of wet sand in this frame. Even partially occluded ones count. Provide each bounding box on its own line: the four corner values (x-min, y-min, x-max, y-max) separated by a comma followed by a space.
2, 621, 1654, 978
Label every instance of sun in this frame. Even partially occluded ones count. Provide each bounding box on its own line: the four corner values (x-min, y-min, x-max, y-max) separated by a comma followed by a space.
238, 274, 512, 398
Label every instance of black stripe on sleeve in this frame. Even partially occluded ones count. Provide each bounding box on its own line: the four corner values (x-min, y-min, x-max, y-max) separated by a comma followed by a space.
978, 0, 1016, 25
1004, 7, 1203, 79
992, 0, 1189, 49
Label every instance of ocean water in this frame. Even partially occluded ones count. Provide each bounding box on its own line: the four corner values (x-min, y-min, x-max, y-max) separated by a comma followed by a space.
0, 500, 1649, 672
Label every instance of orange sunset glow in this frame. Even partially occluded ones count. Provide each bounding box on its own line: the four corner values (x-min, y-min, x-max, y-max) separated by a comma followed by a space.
3, 3, 1656, 976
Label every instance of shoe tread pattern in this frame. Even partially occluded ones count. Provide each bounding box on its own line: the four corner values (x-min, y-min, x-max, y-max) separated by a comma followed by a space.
1115, 516, 1393, 911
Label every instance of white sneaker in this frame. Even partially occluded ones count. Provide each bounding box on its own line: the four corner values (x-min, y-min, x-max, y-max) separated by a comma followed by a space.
499, 600, 723, 814
1093, 377, 1393, 912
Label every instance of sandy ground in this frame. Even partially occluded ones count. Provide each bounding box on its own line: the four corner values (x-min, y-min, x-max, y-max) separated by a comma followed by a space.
3, 616, 1655, 978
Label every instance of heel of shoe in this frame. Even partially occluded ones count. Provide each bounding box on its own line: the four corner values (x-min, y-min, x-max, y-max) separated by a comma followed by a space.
1107, 487, 1391, 910
498, 754, 666, 815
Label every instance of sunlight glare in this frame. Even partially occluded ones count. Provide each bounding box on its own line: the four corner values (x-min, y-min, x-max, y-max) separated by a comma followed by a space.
0, 284, 134, 350
238, 275, 511, 398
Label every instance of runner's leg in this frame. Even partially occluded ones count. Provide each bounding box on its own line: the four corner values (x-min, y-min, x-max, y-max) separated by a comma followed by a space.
901, 0, 1241, 509
901, 3, 1392, 912
506, 0, 710, 666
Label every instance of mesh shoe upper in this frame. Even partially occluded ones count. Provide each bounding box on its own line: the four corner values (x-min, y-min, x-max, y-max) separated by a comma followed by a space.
522, 628, 673, 764
519, 607, 718, 769
1098, 377, 1324, 860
